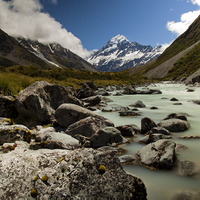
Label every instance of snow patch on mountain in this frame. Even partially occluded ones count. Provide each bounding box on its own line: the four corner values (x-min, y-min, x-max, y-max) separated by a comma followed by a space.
87, 34, 164, 72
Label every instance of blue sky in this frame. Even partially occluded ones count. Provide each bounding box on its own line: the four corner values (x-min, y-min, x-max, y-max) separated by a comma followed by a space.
42, 0, 199, 50
0, 0, 200, 57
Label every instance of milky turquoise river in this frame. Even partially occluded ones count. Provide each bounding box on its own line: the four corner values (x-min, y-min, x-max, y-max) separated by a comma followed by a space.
95, 83, 200, 200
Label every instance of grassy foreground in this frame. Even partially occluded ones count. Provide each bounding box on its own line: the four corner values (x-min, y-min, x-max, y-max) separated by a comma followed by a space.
0, 65, 149, 95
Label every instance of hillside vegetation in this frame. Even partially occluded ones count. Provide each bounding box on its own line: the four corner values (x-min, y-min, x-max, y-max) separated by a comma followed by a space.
0, 65, 149, 95
164, 42, 200, 80
144, 15, 200, 74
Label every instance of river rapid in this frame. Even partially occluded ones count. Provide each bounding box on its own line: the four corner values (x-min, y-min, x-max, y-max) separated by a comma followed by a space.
95, 83, 200, 200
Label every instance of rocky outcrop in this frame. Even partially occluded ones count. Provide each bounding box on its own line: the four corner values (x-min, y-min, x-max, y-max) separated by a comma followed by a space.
0, 145, 147, 200
158, 119, 190, 132
15, 81, 82, 124
55, 103, 113, 128
137, 139, 176, 169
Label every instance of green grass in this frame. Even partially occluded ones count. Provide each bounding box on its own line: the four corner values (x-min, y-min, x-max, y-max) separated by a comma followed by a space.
0, 65, 150, 95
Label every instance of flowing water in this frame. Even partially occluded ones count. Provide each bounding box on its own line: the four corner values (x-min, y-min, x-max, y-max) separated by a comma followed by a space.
95, 83, 200, 200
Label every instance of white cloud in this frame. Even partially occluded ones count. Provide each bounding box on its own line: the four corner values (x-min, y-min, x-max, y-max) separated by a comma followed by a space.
190, 0, 200, 6
167, 1, 200, 35
0, 0, 90, 58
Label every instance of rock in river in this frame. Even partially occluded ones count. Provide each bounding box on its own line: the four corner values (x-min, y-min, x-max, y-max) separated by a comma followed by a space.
158, 119, 190, 132
137, 139, 176, 169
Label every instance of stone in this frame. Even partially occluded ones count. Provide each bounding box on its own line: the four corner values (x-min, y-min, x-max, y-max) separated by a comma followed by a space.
55, 103, 114, 128
119, 111, 141, 117
136, 134, 172, 144
164, 113, 189, 121
65, 116, 110, 137
0, 124, 32, 145
113, 92, 123, 96
137, 139, 176, 169
15, 81, 82, 124
158, 119, 190, 132
137, 89, 162, 94
35, 127, 55, 142
90, 127, 124, 148
179, 160, 198, 176
76, 82, 96, 99
116, 124, 140, 137
150, 106, 158, 110
192, 100, 200, 105
82, 95, 101, 106
119, 155, 136, 165
102, 104, 129, 112
141, 117, 157, 134
0, 147, 147, 200
0, 95, 17, 118
148, 127, 171, 135
0, 117, 14, 126
187, 88, 195, 92
123, 86, 137, 95
130, 100, 146, 108
170, 97, 179, 101
30, 132, 80, 150
173, 191, 200, 200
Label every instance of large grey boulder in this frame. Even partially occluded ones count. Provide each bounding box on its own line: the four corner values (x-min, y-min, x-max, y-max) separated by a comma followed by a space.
90, 127, 124, 148
0, 146, 147, 200
55, 103, 114, 128
65, 116, 110, 137
137, 139, 176, 169
15, 81, 82, 124
0, 95, 17, 118
158, 119, 190, 132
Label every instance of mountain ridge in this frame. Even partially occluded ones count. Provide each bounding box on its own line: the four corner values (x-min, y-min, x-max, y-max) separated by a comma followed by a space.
0, 29, 97, 72
87, 34, 163, 72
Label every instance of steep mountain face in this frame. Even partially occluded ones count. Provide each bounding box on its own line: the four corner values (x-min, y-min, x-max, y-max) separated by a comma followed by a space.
139, 15, 200, 80
87, 34, 163, 72
0, 29, 97, 72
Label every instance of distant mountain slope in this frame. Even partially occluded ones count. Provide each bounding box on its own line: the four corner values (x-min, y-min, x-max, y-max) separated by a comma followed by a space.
0, 29, 97, 72
87, 34, 163, 72
141, 15, 200, 78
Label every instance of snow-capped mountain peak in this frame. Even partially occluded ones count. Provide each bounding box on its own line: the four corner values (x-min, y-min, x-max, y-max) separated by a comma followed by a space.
109, 34, 129, 44
87, 35, 164, 72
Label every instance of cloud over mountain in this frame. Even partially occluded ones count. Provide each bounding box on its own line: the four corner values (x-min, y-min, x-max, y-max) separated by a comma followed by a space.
167, 0, 200, 35
0, 0, 90, 58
